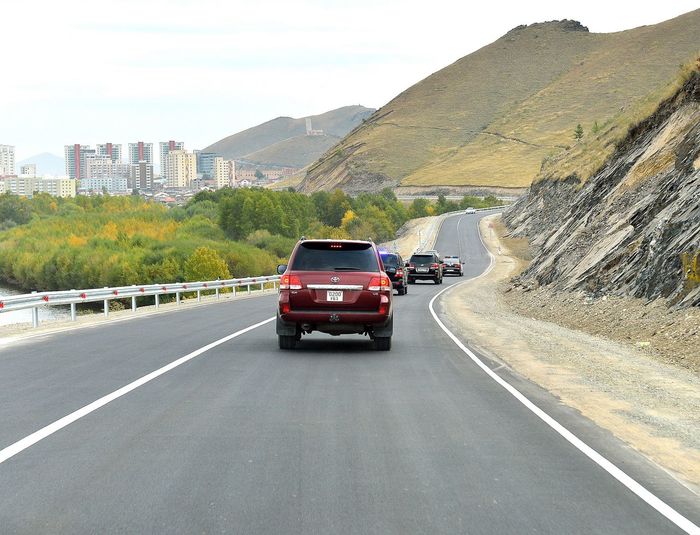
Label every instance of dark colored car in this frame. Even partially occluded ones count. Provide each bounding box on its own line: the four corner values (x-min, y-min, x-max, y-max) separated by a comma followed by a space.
276, 239, 393, 351
380, 252, 408, 295
406, 252, 443, 284
443, 255, 464, 276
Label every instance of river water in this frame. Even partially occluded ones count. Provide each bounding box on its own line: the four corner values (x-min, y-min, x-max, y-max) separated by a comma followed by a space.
0, 285, 71, 328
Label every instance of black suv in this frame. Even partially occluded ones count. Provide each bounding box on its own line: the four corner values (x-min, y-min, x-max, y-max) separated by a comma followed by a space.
406, 252, 443, 284
380, 251, 408, 295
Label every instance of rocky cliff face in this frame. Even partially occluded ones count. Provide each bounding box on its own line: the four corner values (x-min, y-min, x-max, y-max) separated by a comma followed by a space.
504, 70, 700, 307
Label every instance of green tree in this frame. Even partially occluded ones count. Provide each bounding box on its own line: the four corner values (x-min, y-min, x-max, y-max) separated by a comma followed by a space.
591, 120, 601, 134
408, 198, 430, 219
184, 246, 231, 282
574, 123, 584, 141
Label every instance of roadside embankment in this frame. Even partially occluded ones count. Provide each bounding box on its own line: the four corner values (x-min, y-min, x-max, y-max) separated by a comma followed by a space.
380, 213, 448, 258
443, 213, 700, 491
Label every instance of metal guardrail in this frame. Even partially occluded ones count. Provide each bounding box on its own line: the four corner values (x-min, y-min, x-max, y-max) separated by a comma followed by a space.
0, 275, 281, 328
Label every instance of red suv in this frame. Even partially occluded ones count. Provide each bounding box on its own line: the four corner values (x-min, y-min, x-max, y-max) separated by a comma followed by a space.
276, 239, 393, 350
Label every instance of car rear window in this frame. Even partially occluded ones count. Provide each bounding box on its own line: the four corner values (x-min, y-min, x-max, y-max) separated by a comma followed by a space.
410, 254, 435, 264
291, 242, 379, 272
380, 253, 400, 267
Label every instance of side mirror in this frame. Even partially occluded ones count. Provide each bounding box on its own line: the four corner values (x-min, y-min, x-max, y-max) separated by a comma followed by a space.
276, 264, 287, 275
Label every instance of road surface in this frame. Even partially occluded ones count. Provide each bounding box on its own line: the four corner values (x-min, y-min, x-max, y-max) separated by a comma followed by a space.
0, 211, 697, 534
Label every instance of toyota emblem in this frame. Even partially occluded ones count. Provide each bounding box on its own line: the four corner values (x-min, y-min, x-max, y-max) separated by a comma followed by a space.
331, 276, 340, 283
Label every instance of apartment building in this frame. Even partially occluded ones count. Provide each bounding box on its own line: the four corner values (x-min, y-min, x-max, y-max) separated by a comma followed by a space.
159, 141, 184, 181
96, 143, 123, 162
0, 144, 16, 176
212, 157, 234, 189
1, 176, 76, 198
64, 144, 96, 179
166, 150, 197, 188
20, 164, 36, 176
127, 142, 154, 165
130, 161, 154, 190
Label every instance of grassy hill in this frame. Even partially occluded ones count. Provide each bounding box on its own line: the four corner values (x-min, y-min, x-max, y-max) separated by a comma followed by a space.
204, 105, 374, 167
300, 10, 700, 192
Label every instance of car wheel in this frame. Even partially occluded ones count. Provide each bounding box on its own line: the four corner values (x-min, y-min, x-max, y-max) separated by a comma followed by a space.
278, 335, 296, 350
374, 336, 391, 351
403, 282, 408, 294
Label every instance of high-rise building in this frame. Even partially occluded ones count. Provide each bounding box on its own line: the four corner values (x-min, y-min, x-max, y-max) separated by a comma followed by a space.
130, 161, 154, 191
20, 164, 36, 177
212, 157, 233, 189
196, 151, 220, 179
159, 141, 184, 181
166, 150, 196, 188
64, 144, 96, 179
96, 143, 123, 162
0, 145, 15, 176
127, 142, 154, 165
85, 157, 131, 180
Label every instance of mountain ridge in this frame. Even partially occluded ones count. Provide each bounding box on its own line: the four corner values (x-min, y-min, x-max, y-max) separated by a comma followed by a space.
300, 9, 700, 193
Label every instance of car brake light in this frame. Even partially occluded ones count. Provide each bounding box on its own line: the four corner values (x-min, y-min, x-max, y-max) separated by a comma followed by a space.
378, 294, 390, 314
280, 302, 290, 314
455, 263, 461, 268
368, 275, 391, 291
280, 274, 302, 290
396, 269, 403, 276
431, 263, 439, 268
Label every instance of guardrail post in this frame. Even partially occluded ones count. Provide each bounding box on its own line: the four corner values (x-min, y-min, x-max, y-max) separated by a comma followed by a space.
70, 289, 77, 321
155, 293, 160, 309
103, 287, 110, 318
176, 291, 181, 305
216, 287, 220, 300
31, 291, 39, 328
260, 282, 264, 292
247, 283, 251, 295
132, 295, 137, 313
197, 289, 201, 302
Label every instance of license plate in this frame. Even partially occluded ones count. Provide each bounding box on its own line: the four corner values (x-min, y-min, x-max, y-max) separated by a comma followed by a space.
417, 267, 429, 273
327, 290, 343, 301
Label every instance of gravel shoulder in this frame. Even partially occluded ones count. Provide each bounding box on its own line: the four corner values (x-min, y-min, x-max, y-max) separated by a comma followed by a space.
443, 214, 700, 492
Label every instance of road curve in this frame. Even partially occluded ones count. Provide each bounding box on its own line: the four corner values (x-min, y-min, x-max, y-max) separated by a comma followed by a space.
0, 211, 697, 534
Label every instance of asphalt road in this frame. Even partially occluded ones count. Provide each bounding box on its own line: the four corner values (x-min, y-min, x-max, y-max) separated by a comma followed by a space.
0, 211, 698, 534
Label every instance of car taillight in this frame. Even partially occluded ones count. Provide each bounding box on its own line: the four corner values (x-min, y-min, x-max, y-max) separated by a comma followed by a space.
280, 274, 302, 290
431, 263, 439, 268
378, 294, 390, 315
280, 302, 290, 314
455, 263, 461, 268
407, 263, 414, 271
368, 275, 391, 291
396, 269, 403, 277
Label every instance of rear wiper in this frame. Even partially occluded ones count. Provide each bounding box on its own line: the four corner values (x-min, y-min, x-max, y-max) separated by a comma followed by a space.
333, 266, 362, 271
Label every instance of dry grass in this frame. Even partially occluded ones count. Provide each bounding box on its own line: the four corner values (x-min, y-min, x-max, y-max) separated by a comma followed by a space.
303, 10, 700, 190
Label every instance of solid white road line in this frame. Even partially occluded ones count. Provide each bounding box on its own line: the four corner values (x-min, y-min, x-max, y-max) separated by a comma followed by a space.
430, 214, 699, 535
0, 316, 275, 466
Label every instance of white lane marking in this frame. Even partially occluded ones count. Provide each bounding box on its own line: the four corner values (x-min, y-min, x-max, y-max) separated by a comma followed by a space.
429, 215, 699, 535
0, 316, 275, 465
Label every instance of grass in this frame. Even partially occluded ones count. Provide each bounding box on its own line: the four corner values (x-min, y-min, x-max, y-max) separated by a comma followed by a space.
302, 10, 700, 190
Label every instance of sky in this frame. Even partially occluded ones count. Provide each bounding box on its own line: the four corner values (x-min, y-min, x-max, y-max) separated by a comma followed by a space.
1, 0, 698, 163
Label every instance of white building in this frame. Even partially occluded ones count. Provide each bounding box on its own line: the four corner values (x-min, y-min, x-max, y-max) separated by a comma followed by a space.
96, 143, 123, 162
85, 157, 131, 181
0, 145, 16, 176
166, 150, 197, 188
127, 142, 154, 165
78, 176, 128, 194
1, 176, 76, 198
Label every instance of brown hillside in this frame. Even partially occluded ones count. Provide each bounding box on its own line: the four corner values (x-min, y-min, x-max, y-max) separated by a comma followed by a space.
204, 105, 374, 166
300, 10, 700, 193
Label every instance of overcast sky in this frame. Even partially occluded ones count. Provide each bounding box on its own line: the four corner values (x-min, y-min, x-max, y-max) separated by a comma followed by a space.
2, 0, 698, 162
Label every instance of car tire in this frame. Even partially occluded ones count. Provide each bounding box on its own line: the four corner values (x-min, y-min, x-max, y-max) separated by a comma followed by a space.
374, 336, 391, 351
398, 285, 406, 295
278, 335, 297, 350
403, 282, 408, 294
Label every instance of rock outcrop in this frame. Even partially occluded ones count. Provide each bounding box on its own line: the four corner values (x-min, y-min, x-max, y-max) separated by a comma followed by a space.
504, 70, 700, 307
